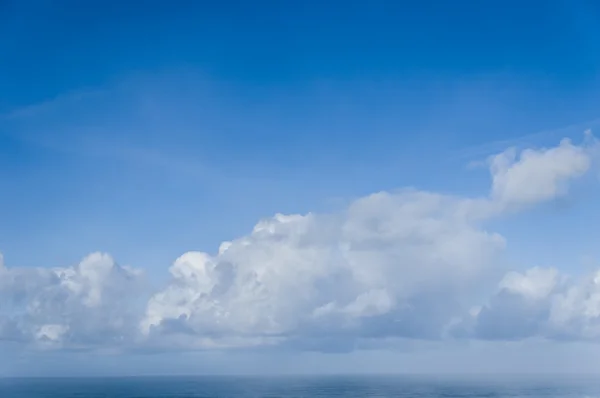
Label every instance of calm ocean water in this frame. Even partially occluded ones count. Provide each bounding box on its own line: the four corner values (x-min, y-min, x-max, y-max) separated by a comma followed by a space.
1, 375, 600, 398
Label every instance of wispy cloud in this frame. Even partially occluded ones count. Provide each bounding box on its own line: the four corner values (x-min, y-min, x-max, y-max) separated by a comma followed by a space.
0, 88, 107, 121
453, 118, 600, 162
0, 85, 227, 184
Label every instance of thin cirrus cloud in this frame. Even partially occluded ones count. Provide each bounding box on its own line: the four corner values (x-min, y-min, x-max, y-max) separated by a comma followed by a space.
0, 134, 598, 353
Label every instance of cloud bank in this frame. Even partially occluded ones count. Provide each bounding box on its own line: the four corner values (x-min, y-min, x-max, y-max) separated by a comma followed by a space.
0, 135, 598, 352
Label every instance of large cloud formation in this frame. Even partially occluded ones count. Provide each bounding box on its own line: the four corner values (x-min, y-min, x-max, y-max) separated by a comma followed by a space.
0, 136, 598, 352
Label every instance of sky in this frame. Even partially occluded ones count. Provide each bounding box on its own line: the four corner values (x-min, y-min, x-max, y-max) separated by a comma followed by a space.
2, 0, 600, 376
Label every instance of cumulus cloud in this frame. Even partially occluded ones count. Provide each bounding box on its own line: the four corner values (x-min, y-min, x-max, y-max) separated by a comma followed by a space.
0, 135, 598, 352
451, 266, 600, 342
139, 135, 597, 350
489, 134, 596, 210
0, 253, 145, 349
140, 192, 505, 350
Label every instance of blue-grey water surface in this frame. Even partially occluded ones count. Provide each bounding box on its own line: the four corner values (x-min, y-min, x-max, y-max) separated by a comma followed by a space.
1, 375, 600, 397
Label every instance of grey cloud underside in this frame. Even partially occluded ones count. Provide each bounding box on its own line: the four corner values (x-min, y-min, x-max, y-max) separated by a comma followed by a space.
451, 267, 600, 342
0, 135, 598, 352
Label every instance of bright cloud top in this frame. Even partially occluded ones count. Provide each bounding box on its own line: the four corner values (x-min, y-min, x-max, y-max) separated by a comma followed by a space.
0, 135, 598, 352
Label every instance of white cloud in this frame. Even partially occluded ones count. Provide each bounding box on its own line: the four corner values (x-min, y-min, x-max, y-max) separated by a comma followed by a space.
140, 191, 505, 350
451, 266, 600, 342
139, 135, 597, 350
0, 135, 598, 352
0, 253, 145, 349
499, 267, 561, 301
489, 135, 596, 210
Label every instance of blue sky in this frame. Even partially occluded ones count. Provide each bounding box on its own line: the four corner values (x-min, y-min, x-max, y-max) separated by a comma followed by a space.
2, 0, 600, 376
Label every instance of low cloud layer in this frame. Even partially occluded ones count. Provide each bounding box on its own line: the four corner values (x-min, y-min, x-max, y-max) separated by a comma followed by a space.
452, 266, 600, 341
0, 253, 145, 349
1, 135, 598, 352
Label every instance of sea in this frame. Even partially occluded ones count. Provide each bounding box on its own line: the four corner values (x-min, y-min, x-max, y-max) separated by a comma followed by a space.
1, 375, 600, 398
